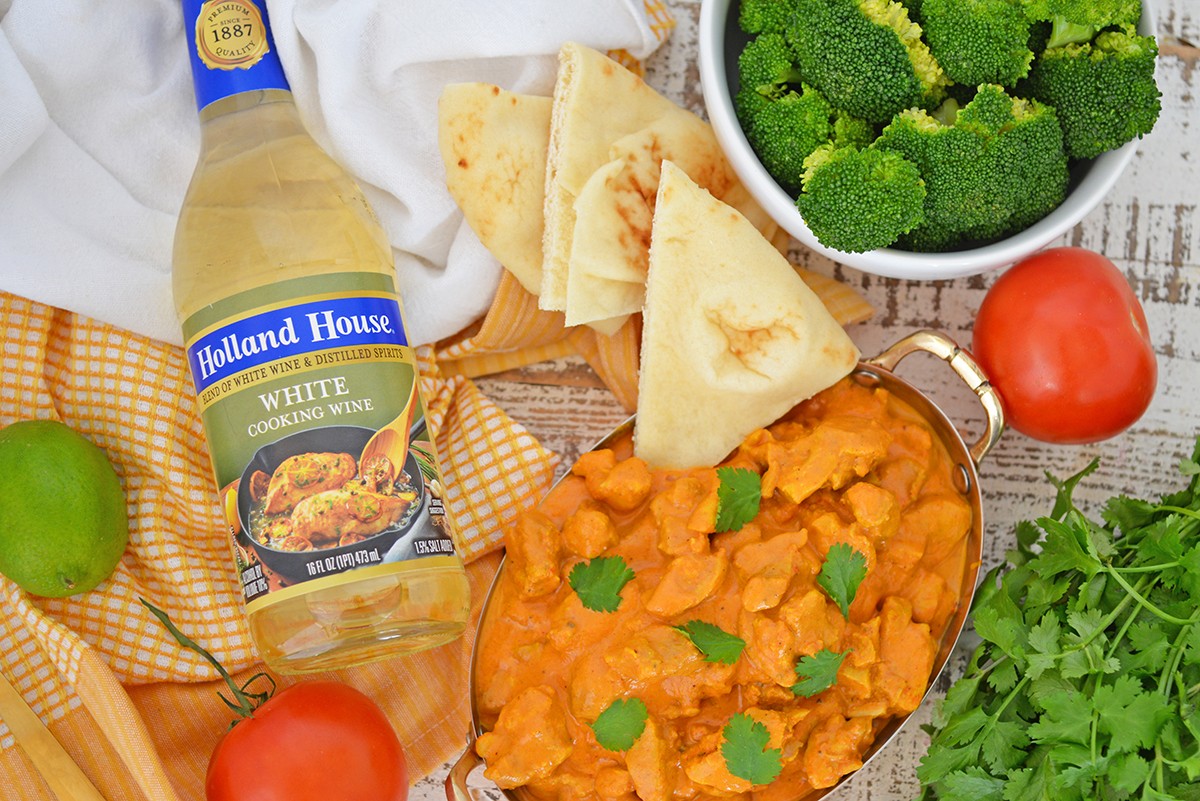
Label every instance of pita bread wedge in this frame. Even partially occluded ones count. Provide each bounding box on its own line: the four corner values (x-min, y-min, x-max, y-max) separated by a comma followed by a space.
438, 83, 552, 296
541, 42, 695, 312
635, 161, 861, 470
562, 159, 648, 334
564, 112, 744, 331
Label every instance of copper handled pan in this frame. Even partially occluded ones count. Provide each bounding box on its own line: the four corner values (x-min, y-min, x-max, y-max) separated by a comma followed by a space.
448, 329, 1005, 801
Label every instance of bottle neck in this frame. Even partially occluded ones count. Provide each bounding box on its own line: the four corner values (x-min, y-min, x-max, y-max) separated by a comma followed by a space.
181, 0, 292, 115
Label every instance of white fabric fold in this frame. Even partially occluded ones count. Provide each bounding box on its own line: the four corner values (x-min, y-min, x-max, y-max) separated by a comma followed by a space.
0, 0, 666, 347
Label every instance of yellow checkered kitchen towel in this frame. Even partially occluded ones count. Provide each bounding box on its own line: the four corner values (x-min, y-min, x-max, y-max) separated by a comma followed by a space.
0, 290, 543, 801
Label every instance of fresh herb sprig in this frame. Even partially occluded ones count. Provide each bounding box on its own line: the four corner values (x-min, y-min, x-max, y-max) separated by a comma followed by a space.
722, 712, 783, 785
674, 620, 746, 665
715, 466, 762, 532
792, 648, 848, 697
818, 542, 868, 618
590, 697, 648, 751
568, 555, 635, 612
917, 439, 1200, 801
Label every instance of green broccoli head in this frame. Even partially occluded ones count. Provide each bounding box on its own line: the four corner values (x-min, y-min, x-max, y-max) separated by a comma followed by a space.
877, 105, 1002, 244
877, 85, 1068, 250
833, 112, 878, 150
734, 33, 804, 126
919, 0, 1034, 86
996, 96, 1072, 230
735, 34, 876, 193
744, 85, 849, 194
1022, 27, 1161, 159
1020, 0, 1141, 30
794, 143, 927, 252
739, 0, 799, 35
786, 0, 950, 123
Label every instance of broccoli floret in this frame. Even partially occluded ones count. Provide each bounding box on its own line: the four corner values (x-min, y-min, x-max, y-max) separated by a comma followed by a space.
878, 105, 1004, 245
919, 0, 1034, 86
876, 85, 1068, 251
735, 33, 876, 193
1020, 0, 1141, 30
785, 0, 950, 123
794, 143, 927, 252
833, 113, 878, 150
745, 85, 866, 194
739, 0, 798, 35
959, 89, 1071, 230
1022, 27, 1161, 159
734, 33, 804, 126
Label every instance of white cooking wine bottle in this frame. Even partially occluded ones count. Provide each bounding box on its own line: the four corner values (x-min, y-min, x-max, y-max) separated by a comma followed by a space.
173, 0, 470, 673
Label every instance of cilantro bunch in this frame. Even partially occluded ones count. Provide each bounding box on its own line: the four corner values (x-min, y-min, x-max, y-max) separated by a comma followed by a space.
917, 438, 1200, 801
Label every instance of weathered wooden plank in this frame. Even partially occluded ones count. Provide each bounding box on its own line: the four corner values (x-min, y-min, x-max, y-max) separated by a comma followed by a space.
475, 360, 631, 480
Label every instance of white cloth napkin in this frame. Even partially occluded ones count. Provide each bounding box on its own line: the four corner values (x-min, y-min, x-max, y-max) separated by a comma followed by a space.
0, 0, 666, 348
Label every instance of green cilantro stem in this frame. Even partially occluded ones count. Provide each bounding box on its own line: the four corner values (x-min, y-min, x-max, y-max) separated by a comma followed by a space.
1109, 561, 1180, 573
1157, 505, 1200, 520
1151, 741, 1162, 792
1156, 615, 1200, 695
1077, 577, 1142, 653
1174, 672, 1192, 707
1103, 594, 1144, 662
1104, 566, 1193, 625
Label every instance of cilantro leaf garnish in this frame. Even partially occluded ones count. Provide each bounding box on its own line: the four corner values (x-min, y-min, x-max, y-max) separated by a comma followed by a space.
674, 620, 746, 665
721, 713, 782, 785
791, 648, 847, 697
817, 542, 868, 617
715, 466, 761, 532
590, 697, 647, 752
568, 556, 635, 612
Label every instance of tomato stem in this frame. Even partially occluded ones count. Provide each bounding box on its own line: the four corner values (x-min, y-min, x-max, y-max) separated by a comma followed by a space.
141, 598, 275, 726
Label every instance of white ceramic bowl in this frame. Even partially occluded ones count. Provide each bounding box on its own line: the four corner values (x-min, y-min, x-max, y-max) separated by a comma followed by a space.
698, 0, 1154, 280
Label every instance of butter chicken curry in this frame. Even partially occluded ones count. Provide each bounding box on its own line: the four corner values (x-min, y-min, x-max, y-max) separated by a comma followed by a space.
475, 377, 973, 801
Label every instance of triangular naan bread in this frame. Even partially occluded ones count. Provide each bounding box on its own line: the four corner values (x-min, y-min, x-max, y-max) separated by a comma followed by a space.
635, 161, 861, 469
438, 83, 552, 296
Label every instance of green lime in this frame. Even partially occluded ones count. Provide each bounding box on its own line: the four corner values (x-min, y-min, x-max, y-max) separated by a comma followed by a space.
0, 420, 129, 597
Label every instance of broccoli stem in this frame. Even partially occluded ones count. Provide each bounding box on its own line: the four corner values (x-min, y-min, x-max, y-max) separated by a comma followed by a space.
1047, 16, 1096, 49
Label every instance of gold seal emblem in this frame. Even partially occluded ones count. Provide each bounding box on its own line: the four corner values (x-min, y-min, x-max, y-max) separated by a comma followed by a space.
195, 0, 270, 71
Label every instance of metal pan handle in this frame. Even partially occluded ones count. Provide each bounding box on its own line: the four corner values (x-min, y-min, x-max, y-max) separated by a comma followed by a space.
445, 740, 485, 801
862, 329, 1005, 465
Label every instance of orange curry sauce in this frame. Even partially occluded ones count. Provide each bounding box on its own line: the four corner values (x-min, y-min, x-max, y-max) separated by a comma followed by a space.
475, 377, 973, 801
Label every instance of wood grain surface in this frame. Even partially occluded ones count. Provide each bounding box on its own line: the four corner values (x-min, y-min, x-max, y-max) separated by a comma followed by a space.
421, 2, 1200, 799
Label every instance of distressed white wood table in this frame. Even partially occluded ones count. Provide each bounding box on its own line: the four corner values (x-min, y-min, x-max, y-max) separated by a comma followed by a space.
417, 1, 1200, 799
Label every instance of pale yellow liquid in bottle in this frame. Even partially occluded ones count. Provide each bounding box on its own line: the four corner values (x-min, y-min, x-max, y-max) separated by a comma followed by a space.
173, 89, 470, 674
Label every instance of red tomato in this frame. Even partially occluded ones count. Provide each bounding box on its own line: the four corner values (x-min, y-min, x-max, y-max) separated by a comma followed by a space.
970, 247, 1157, 444
206, 681, 408, 801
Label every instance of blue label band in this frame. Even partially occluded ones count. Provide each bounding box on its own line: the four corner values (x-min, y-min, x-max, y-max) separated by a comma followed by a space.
186, 294, 410, 393
181, 0, 290, 110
